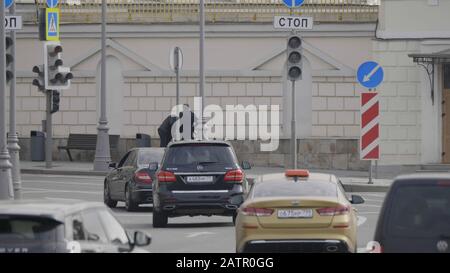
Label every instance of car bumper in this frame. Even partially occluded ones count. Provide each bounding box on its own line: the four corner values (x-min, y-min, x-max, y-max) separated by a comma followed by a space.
240, 239, 351, 253
131, 189, 153, 204
236, 227, 356, 253
158, 190, 244, 216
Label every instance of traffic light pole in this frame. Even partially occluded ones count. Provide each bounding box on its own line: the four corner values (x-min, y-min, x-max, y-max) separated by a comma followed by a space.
0, 0, 14, 200
45, 90, 53, 169
175, 48, 180, 106
291, 80, 297, 169
7, 2, 22, 198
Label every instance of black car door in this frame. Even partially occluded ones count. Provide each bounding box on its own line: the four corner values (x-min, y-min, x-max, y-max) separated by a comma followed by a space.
118, 151, 137, 197
110, 151, 131, 199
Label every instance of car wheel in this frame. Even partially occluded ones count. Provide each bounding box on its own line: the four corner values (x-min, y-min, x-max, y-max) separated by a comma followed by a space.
104, 181, 117, 208
125, 184, 138, 212
153, 209, 168, 228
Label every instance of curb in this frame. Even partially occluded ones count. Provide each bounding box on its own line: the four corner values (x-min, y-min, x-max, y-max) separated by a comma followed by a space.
21, 168, 108, 177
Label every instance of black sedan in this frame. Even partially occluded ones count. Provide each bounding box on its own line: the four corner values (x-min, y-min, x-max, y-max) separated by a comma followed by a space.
104, 147, 165, 211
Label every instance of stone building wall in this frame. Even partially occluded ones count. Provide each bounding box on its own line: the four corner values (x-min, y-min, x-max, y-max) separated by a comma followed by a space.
372, 40, 422, 164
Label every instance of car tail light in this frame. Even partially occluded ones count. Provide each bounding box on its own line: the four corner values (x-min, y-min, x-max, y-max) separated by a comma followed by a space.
241, 207, 274, 217
157, 170, 177, 182
437, 180, 450, 187
316, 205, 349, 216
134, 171, 152, 184
224, 169, 244, 183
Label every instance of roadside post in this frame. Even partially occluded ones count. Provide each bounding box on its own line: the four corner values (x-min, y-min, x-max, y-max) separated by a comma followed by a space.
357, 61, 384, 184
0, 0, 15, 200
170, 46, 183, 106
6, 0, 24, 199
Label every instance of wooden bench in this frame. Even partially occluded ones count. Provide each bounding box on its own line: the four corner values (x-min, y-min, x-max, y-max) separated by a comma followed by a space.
58, 134, 120, 161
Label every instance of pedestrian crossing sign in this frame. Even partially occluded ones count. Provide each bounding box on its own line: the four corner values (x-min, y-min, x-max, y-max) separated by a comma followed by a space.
45, 8, 60, 41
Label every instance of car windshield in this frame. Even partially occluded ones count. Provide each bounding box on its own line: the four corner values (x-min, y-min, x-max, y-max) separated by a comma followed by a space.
386, 183, 450, 238
138, 149, 165, 165
0, 215, 62, 244
253, 180, 337, 198
163, 144, 237, 171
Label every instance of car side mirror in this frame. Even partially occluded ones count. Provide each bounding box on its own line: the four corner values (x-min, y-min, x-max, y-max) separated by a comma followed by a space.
350, 195, 365, 205
148, 162, 159, 172
241, 161, 252, 170
109, 162, 117, 169
133, 230, 152, 247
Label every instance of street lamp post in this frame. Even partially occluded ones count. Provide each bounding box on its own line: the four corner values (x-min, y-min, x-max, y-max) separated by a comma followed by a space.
93, 0, 111, 171
199, 0, 205, 139
7, 2, 22, 199
0, 0, 14, 200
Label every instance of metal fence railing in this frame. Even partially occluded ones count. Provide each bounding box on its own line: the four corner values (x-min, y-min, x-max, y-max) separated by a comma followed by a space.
19, 0, 379, 23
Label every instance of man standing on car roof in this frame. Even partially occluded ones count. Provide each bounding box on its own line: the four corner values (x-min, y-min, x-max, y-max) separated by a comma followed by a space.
158, 104, 198, 147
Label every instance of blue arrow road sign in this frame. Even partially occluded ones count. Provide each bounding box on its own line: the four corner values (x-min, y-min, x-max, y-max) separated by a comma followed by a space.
5, 0, 14, 9
357, 61, 384, 89
282, 0, 305, 8
47, 0, 59, 8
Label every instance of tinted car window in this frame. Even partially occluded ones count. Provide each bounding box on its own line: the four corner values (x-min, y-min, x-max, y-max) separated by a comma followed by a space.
253, 180, 337, 198
386, 184, 450, 238
138, 149, 165, 165
97, 209, 129, 245
0, 216, 61, 243
163, 144, 237, 171
124, 151, 136, 167
80, 210, 108, 243
118, 152, 131, 168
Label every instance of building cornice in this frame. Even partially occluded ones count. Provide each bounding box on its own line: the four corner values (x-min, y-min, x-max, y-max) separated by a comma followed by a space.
18, 23, 376, 39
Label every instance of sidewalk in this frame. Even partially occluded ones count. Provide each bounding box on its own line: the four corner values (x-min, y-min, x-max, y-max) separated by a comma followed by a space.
246, 167, 394, 192
20, 161, 409, 192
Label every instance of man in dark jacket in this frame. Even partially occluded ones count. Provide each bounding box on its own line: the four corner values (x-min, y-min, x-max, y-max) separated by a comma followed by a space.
158, 114, 178, 147
158, 104, 198, 147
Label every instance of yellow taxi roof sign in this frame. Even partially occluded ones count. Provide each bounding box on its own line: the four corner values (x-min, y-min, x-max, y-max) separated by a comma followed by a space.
285, 169, 310, 178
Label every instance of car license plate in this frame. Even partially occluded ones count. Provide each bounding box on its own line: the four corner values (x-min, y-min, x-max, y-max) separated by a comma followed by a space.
277, 209, 313, 218
186, 176, 214, 183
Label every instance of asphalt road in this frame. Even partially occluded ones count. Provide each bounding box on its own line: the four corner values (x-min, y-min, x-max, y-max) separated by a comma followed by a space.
19, 173, 385, 253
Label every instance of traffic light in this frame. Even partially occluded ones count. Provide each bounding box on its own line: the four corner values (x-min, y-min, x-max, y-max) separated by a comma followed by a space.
51, 90, 60, 114
286, 35, 302, 81
5, 36, 14, 84
32, 65, 46, 92
44, 41, 73, 90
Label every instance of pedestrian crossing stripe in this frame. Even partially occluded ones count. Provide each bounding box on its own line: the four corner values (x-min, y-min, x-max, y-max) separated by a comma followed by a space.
49, 14, 57, 33
45, 8, 60, 41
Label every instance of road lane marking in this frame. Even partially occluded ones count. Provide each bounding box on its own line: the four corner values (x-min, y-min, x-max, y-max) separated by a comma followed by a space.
361, 193, 385, 198
361, 198, 384, 203
357, 204, 382, 208
21, 180, 102, 186
357, 216, 367, 226
113, 213, 151, 217
357, 211, 379, 215
357, 248, 369, 253
22, 174, 104, 180
186, 232, 215, 238
45, 197, 83, 202
22, 187, 102, 195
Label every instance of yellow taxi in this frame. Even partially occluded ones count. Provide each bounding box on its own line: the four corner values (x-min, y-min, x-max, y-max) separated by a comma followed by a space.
235, 169, 365, 253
